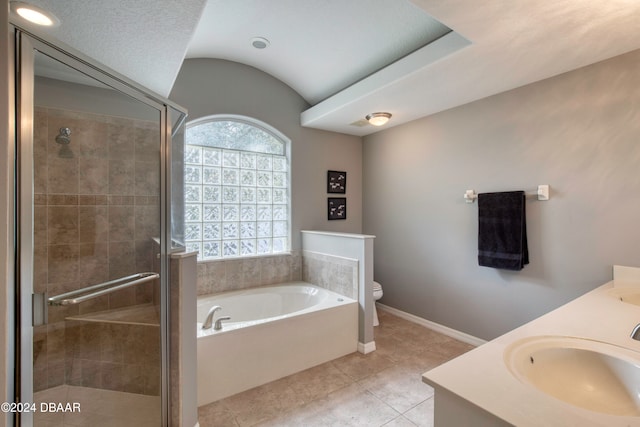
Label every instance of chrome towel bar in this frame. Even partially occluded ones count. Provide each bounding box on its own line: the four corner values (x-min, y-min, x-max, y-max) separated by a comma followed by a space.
464, 185, 550, 204
47, 272, 159, 306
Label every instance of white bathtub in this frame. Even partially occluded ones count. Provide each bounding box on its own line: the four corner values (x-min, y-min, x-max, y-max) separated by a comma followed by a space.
196, 281, 358, 405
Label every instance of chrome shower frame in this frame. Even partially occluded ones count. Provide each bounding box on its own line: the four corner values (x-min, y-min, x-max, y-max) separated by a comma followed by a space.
11, 23, 186, 427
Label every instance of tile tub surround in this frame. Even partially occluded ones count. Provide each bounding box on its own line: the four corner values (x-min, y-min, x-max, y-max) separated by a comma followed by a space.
302, 250, 358, 300
196, 252, 302, 295
197, 310, 475, 427
195, 250, 357, 297
423, 265, 640, 426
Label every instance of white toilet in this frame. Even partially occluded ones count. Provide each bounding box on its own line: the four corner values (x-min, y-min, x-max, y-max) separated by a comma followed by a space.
373, 281, 383, 326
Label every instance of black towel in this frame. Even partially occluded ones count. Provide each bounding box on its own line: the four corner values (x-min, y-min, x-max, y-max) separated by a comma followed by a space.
478, 191, 529, 270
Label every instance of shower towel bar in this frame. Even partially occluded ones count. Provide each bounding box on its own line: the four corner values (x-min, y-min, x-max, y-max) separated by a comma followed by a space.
47, 272, 159, 306
464, 185, 550, 203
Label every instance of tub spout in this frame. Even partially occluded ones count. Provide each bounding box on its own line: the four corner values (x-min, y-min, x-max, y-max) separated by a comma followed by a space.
632, 324, 640, 341
214, 316, 231, 331
202, 305, 222, 330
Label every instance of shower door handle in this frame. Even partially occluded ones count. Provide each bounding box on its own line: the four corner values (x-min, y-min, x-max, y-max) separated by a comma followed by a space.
47, 272, 159, 306
32, 292, 48, 326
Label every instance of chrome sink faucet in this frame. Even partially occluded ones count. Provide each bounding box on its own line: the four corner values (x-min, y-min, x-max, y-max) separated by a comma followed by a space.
632, 324, 640, 341
202, 305, 222, 330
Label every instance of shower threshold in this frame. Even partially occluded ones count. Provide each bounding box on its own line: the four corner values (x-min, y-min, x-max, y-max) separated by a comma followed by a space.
33, 385, 160, 426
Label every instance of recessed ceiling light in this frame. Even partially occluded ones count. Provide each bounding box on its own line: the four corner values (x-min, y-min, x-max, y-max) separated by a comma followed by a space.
366, 112, 392, 126
10, 1, 60, 27
251, 37, 270, 50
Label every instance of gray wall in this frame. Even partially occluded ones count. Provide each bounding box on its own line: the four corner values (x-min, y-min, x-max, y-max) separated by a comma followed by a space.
170, 59, 363, 250
363, 48, 640, 340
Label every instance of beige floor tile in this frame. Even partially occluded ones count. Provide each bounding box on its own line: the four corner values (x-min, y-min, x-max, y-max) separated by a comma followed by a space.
254, 397, 334, 427
383, 415, 419, 427
393, 348, 456, 373
372, 334, 424, 363
429, 337, 475, 358
402, 397, 435, 427
284, 362, 353, 402
330, 351, 395, 381
358, 365, 434, 414
257, 383, 400, 427
223, 376, 307, 426
308, 383, 400, 427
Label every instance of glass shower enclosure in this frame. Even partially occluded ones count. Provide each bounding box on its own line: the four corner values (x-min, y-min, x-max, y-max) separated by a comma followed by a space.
14, 28, 186, 426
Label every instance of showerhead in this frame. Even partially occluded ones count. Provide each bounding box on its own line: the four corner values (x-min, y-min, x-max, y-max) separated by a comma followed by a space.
55, 127, 71, 144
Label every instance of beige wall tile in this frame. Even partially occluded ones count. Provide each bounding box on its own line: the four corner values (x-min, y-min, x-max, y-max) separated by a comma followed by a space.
135, 161, 160, 196
107, 120, 135, 160
108, 205, 135, 242
48, 156, 78, 194
78, 205, 108, 243
108, 241, 136, 279
77, 243, 109, 286
47, 244, 78, 284
78, 157, 109, 194
48, 206, 78, 244
108, 159, 135, 195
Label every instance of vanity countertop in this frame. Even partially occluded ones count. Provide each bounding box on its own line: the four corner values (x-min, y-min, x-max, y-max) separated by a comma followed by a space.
422, 266, 640, 426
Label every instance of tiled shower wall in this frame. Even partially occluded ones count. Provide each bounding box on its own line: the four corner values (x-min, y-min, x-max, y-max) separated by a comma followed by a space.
32, 106, 161, 393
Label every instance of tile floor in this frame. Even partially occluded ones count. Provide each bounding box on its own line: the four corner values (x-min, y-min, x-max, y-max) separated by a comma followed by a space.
198, 309, 476, 427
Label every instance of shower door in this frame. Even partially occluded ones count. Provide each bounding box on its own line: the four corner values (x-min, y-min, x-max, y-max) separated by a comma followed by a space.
15, 30, 181, 426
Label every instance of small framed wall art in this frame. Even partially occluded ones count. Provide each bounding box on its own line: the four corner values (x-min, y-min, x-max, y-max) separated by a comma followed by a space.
328, 197, 347, 220
327, 170, 346, 194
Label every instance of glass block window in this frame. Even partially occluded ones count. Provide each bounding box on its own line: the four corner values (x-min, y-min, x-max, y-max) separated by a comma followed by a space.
184, 117, 290, 260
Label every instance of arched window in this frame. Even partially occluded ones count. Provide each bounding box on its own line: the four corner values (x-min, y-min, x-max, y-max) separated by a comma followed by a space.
184, 116, 290, 260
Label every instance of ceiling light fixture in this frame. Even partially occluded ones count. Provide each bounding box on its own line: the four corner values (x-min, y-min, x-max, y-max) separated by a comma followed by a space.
366, 112, 392, 126
10, 1, 60, 27
251, 37, 270, 50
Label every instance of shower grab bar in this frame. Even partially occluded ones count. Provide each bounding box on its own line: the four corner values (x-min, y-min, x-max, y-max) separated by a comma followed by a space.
47, 272, 159, 306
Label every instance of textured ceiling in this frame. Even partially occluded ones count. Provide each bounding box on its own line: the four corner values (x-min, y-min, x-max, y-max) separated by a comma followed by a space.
11, 0, 640, 136
14, 0, 207, 97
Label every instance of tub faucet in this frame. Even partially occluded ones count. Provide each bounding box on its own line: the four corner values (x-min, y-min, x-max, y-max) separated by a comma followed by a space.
214, 316, 231, 331
202, 305, 222, 330
632, 324, 640, 341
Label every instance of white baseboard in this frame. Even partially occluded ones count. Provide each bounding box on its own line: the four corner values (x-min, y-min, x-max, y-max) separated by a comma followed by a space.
376, 303, 487, 347
358, 341, 377, 354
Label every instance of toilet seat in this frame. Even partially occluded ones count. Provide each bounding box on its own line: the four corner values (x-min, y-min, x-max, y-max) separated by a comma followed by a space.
373, 281, 383, 326
373, 281, 383, 300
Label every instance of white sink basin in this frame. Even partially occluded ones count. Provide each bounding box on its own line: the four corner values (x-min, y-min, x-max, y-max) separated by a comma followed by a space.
608, 287, 640, 307
504, 336, 640, 416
